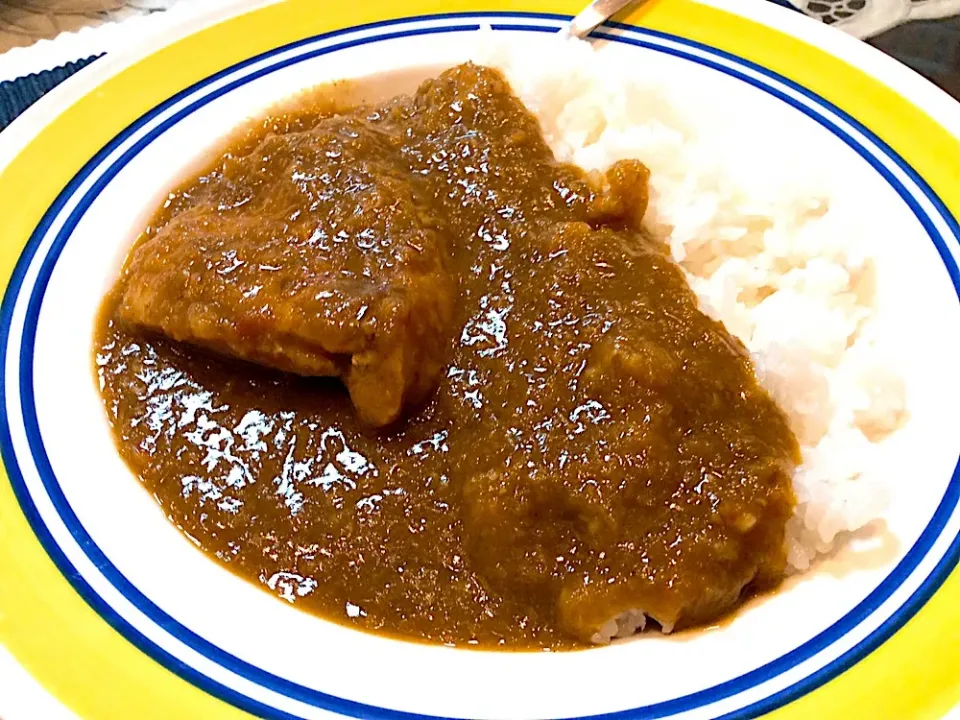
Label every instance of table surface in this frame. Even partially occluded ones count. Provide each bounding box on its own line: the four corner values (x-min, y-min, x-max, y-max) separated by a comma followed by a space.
0, 0, 184, 52
869, 17, 960, 99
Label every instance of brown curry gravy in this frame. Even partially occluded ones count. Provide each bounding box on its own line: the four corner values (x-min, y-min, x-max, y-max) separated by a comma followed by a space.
95, 64, 799, 649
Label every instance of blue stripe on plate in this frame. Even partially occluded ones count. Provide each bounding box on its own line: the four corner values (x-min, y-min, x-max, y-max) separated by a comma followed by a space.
0, 11, 957, 720
0, 2, 797, 131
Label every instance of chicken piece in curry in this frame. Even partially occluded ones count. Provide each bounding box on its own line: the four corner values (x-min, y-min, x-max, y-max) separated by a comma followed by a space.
96, 63, 799, 648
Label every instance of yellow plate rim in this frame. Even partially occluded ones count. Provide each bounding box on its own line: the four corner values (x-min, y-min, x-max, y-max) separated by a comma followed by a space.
0, 1, 959, 718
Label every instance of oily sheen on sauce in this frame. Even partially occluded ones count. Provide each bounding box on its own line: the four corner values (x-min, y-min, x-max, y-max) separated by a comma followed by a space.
94, 64, 799, 649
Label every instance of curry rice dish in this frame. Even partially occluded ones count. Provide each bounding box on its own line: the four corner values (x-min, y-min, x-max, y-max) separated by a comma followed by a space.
95, 63, 801, 648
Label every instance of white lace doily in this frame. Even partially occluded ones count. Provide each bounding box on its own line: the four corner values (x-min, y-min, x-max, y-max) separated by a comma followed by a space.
789, 0, 960, 38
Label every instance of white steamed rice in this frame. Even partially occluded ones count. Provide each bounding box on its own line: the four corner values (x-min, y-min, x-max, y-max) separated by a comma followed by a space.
471, 30, 908, 591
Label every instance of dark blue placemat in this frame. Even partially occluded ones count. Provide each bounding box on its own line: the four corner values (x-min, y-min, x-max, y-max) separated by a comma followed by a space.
0, 55, 101, 132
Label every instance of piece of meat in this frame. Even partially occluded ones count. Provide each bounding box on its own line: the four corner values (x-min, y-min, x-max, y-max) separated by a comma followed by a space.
116, 112, 455, 427
457, 219, 797, 643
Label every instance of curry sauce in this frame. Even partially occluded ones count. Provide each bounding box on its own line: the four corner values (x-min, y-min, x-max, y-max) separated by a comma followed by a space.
95, 64, 799, 648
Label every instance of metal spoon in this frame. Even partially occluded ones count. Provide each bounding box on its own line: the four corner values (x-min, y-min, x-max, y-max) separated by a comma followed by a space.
561, 0, 638, 39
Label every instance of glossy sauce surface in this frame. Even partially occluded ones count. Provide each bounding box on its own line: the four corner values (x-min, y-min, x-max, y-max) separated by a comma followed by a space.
96, 64, 799, 648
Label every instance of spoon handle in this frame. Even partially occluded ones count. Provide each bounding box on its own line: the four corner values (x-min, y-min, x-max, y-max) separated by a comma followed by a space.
566, 0, 637, 38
